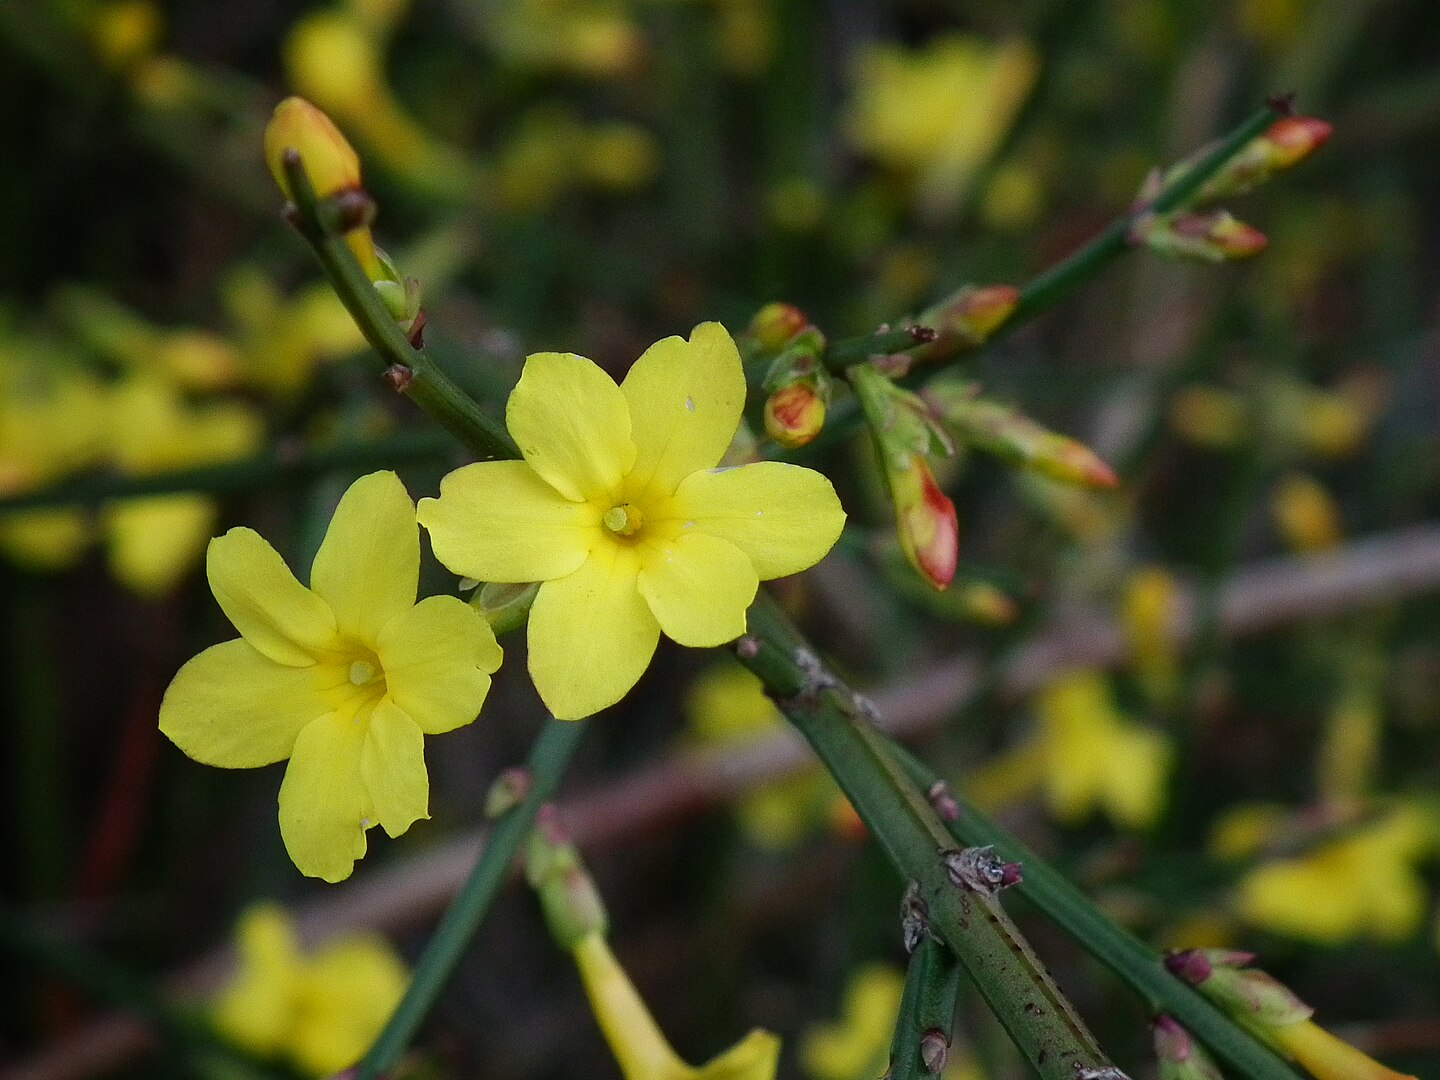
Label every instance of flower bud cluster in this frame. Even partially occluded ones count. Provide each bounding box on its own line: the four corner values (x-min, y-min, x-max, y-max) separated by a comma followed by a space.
747, 305, 833, 449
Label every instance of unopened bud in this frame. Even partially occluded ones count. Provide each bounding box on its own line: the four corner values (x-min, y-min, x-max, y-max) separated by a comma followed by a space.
1165, 950, 1311, 1028
1271, 1018, 1419, 1080
1138, 210, 1268, 263
912, 284, 1019, 363
929, 389, 1117, 488
1195, 116, 1333, 202
926, 781, 961, 821
747, 302, 810, 352
526, 808, 608, 948
471, 579, 540, 635
264, 97, 362, 202
919, 1030, 949, 1075
894, 455, 959, 591
764, 382, 826, 448
1153, 1016, 1224, 1080
484, 767, 532, 819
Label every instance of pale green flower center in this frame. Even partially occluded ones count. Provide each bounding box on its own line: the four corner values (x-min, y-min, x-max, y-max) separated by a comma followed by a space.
330, 644, 388, 725
349, 659, 378, 686
603, 503, 644, 537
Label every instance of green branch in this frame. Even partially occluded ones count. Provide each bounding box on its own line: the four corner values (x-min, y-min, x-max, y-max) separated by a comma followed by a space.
881, 738, 1303, 1080
889, 936, 963, 1080
356, 717, 588, 1080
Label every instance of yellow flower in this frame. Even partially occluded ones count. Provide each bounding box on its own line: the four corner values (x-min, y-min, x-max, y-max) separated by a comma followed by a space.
159, 471, 502, 881
1232, 806, 1433, 944
800, 964, 903, 1080
103, 377, 263, 597
1121, 566, 1182, 705
846, 35, 1037, 218
418, 323, 845, 720
1271, 472, 1343, 553
212, 904, 407, 1077
574, 933, 780, 1080
1033, 671, 1171, 830
1270, 1020, 1417, 1080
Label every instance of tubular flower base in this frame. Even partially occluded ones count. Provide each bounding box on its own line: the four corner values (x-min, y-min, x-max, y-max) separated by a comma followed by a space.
159, 471, 503, 881
573, 934, 780, 1080
417, 323, 845, 720
211, 904, 408, 1078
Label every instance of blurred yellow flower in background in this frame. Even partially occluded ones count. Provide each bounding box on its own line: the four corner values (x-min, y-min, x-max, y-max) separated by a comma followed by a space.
1032, 670, 1172, 830
846, 34, 1038, 219
212, 903, 407, 1077
1230, 805, 1434, 944
800, 964, 902, 1080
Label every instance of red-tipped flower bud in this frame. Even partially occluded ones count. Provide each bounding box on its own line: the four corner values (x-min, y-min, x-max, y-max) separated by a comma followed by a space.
747, 302, 810, 352
894, 455, 958, 590
264, 96, 362, 202
911, 284, 1019, 363
1153, 1016, 1224, 1080
764, 382, 826, 448
1139, 210, 1267, 263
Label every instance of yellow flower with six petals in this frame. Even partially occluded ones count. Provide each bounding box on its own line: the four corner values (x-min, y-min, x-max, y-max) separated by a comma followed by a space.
418, 323, 845, 720
159, 471, 502, 881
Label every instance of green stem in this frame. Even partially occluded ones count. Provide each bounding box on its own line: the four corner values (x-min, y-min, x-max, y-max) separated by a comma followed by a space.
281, 155, 518, 462
740, 595, 1112, 1080
356, 717, 588, 1080
889, 936, 963, 1080
1005, 105, 1279, 327
881, 738, 1303, 1080
0, 431, 454, 513
821, 104, 1283, 373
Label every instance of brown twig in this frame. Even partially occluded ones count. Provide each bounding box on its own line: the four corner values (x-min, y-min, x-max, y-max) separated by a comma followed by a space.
11, 523, 1440, 1080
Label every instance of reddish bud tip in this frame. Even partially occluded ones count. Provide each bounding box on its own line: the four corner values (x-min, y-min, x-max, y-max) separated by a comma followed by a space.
896, 457, 958, 590
1165, 949, 1213, 985
1265, 116, 1333, 169
383, 363, 414, 392
764, 383, 826, 448
927, 781, 961, 821
748, 302, 809, 352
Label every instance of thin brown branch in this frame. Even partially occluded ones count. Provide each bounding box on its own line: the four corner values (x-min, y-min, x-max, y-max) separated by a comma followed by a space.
11, 523, 1440, 1080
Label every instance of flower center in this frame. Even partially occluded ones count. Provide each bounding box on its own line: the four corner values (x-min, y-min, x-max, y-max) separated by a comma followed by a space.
349, 659, 378, 686
602, 503, 644, 537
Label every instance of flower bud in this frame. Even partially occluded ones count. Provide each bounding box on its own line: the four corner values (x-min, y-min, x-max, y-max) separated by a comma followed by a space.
526, 809, 608, 949
264, 97, 362, 203
1165, 949, 1311, 1027
1152, 1016, 1223, 1080
472, 580, 540, 636
893, 455, 959, 590
747, 302, 810, 353
911, 284, 1019, 364
764, 382, 826, 448
1138, 210, 1268, 263
1271, 1019, 1418, 1080
1194, 116, 1334, 202
928, 388, 1117, 488
484, 767, 532, 819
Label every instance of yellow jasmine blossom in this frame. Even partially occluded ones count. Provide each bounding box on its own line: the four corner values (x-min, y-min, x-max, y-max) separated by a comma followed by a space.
418, 323, 845, 720
1232, 806, 1433, 944
1032, 670, 1171, 830
575, 933, 780, 1080
1271, 472, 1343, 553
687, 664, 833, 849
103, 377, 263, 597
212, 903, 407, 1077
1271, 1019, 1418, 1080
159, 471, 502, 881
846, 35, 1038, 218
1121, 566, 1182, 705
800, 964, 902, 1080
0, 352, 106, 570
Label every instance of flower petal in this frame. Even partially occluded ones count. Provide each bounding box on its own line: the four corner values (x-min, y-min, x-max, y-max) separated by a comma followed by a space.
377, 595, 501, 735
621, 322, 746, 496
527, 544, 659, 719
159, 639, 333, 767
417, 461, 594, 583
278, 714, 374, 882
670, 461, 845, 579
360, 701, 429, 839
507, 352, 636, 502
310, 471, 419, 645
208, 528, 338, 666
638, 531, 757, 647
104, 494, 215, 598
